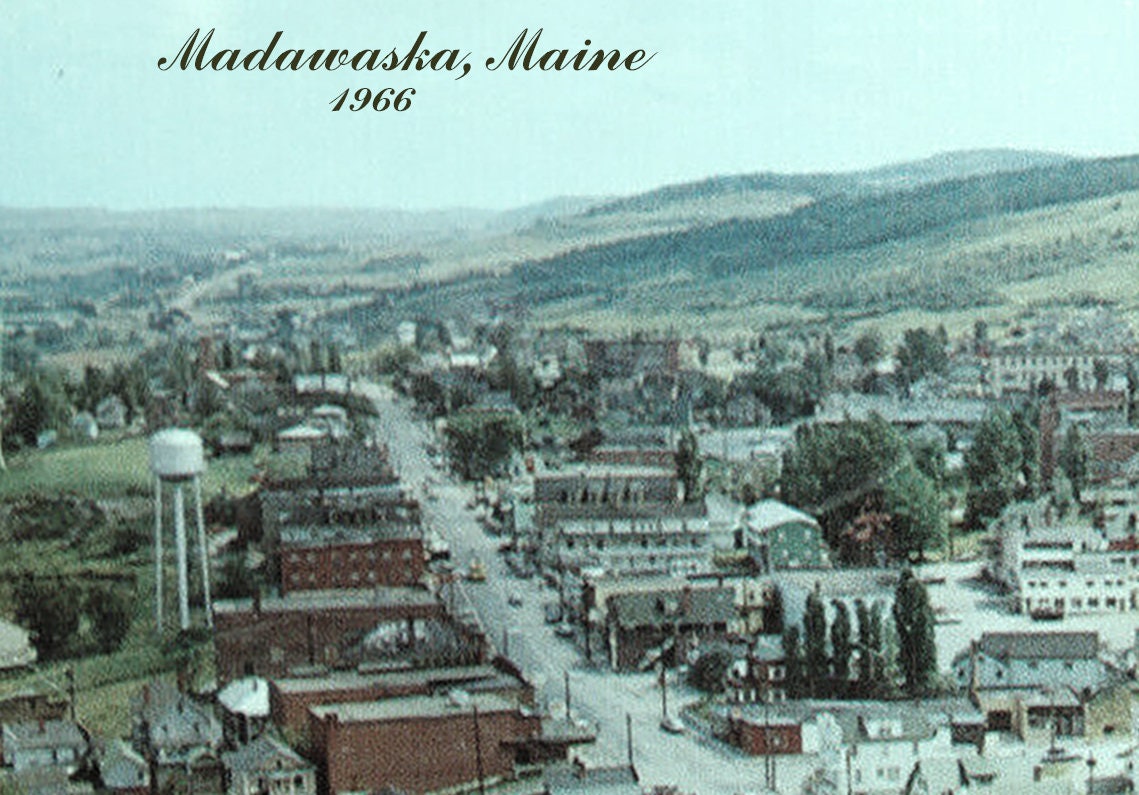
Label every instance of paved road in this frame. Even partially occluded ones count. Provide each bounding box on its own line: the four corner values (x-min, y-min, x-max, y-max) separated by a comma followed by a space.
359, 380, 788, 794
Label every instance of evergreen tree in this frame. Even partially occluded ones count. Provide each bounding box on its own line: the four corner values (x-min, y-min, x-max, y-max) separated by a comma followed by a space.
782, 624, 804, 699
804, 586, 828, 698
764, 585, 784, 635
856, 599, 884, 697
853, 328, 884, 367
1058, 425, 1090, 503
830, 600, 853, 696
1011, 403, 1041, 498
86, 584, 134, 653
676, 427, 704, 503
893, 569, 937, 697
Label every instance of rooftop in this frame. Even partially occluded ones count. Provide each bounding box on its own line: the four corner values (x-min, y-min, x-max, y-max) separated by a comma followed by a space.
978, 631, 1099, 660
309, 691, 520, 723
213, 586, 439, 616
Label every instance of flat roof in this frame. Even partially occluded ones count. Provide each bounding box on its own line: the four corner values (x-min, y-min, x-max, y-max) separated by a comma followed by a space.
280, 523, 421, 547
272, 664, 505, 695
309, 691, 519, 723
214, 587, 438, 615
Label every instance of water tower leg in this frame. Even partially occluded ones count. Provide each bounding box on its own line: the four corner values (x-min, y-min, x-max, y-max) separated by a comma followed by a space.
174, 483, 190, 631
154, 477, 164, 633
193, 476, 213, 628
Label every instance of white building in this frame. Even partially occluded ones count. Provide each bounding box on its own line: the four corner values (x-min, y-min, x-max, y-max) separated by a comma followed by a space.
993, 500, 1139, 617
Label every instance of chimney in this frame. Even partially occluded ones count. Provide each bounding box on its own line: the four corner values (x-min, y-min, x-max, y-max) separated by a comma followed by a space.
680, 585, 693, 616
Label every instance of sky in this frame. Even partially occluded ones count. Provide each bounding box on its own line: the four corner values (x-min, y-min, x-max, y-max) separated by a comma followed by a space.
3, 0, 1139, 211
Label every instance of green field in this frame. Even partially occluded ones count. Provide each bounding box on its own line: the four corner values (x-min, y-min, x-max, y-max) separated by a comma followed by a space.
0, 436, 263, 502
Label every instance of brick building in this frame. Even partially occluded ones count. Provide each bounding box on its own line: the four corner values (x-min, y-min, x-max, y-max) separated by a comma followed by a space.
307, 692, 541, 794
268, 662, 533, 738
278, 524, 426, 593
213, 588, 443, 684
727, 715, 804, 756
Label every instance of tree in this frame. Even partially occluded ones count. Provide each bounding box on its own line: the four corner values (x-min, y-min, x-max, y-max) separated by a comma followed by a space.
86, 584, 134, 653
893, 570, 937, 697
15, 575, 83, 660
882, 462, 945, 561
830, 600, 853, 695
220, 339, 235, 370
1127, 362, 1139, 425
687, 646, 733, 694
895, 328, 949, 393
782, 624, 804, 699
1057, 425, 1090, 503
964, 407, 1023, 528
853, 329, 884, 367
803, 586, 828, 698
1011, 404, 1041, 499
855, 600, 875, 695
764, 585, 784, 635
676, 428, 703, 503
1063, 364, 1080, 393
443, 410, 523, 480
9, 369, 72, 446
327, 342, 342, 374
781, 416, 911, 554
1093, 358, 1110, 392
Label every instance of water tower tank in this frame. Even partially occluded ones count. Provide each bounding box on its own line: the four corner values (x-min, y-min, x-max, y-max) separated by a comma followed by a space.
149, 428, 205, 480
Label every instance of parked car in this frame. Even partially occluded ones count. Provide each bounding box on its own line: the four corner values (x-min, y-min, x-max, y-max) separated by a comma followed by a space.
508, 592, 523, 608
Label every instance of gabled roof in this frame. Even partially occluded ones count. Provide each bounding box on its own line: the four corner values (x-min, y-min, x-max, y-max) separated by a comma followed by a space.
2, 720, 86, 752
607, 585, 735, 629
222, 735, 312, 774
978, 631, 1098, 661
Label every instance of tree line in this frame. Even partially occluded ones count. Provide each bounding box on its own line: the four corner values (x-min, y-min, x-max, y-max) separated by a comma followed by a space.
780, 570, 937, 700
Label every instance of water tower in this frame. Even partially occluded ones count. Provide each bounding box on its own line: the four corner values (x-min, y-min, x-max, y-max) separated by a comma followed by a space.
149, 429, 213, 632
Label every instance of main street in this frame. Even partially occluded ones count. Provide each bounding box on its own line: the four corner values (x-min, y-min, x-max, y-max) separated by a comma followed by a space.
359, 380, 809, 794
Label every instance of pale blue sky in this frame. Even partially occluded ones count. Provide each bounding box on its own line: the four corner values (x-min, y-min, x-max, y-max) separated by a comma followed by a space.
3, 0, 1139, 210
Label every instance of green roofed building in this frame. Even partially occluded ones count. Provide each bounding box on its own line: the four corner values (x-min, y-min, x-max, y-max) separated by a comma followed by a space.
741, 500, 832, 572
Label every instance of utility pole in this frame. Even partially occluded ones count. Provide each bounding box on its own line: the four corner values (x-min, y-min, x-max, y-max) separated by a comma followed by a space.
473, 704, 486, 795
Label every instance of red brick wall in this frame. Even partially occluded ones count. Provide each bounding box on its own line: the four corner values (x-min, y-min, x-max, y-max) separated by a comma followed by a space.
280, 538, 425, 594
213, 598, 443, 685
310, 708, 540, 794
730, 719, 802, 756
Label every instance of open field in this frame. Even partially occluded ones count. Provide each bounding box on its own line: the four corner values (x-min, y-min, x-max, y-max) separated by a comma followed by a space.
0, 437, 263, 502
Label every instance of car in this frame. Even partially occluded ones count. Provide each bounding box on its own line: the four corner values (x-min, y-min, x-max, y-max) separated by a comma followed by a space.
659, 715, 686, 734
508, 592, 523, 608
543, 603, 563, 624
554, 622, 574, 638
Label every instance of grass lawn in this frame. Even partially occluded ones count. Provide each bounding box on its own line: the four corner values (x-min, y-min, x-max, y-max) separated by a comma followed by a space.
0, 436, 264, 501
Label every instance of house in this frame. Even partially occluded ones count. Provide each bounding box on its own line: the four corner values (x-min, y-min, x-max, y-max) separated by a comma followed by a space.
96, 738, 150, 795
95, 394, 128, 430
726, 635, 786, 704
221, 734, 316, 795
307, 692, 541, 795
0, 618, 37, 671
597, 581, 735, 671
953, 631, 1130, 741
131, 680, 223, 781
740, 500, 832, 571
1, 719, 88, 774
217, 677, 271, 746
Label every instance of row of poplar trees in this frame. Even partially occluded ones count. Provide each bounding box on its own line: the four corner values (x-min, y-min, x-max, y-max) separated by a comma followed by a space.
780, 570, 937, 699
